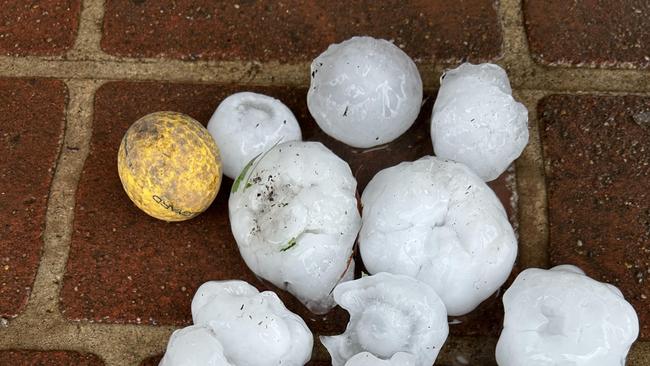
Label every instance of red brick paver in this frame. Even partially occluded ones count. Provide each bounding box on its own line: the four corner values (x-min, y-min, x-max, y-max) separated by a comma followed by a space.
139, 355, 161, 366
541, 95, 650, 339
0, 350, 104, 365
0, 1, 81, 56
0, 78, 66, 318
101, 0, 502, 62
61, 82, 516, 340
524, 1, 650, 68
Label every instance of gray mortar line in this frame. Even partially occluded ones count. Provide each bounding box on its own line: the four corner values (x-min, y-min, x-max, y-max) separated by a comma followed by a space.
0, 56, 647, 94
18, 80, 101, 321
0, 316, 176, 366
67, 0, 106, 59
630, 342, 650, 366
498, 0, 532, 64
514, 90, 550, 269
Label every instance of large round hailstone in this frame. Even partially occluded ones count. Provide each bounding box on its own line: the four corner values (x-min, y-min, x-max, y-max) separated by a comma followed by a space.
160, 280, 313, 366
431, 63, 528, 181
321, 272, 448, 366
359, 156, 517, 316
307, 36, 423, 148
496, 265, 639, 366
207, 92, 302, 179
229, 141, 361, 314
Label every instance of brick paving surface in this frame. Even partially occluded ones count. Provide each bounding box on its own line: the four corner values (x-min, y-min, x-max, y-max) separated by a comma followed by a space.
0, 350, 104, 365
102, 0, 502, 62
541, 94, 650, 339
0, 1, 649, 365
0, 79, 66, 317
0, 0, 81, 56
62, 81, 516, 339
524, 0, 650, 68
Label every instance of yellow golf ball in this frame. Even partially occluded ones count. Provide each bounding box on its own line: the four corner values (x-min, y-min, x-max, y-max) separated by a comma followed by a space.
117, 111, 222, 221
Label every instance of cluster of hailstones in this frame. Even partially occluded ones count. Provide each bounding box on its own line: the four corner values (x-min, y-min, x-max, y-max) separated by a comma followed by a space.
161, 36, 639, 365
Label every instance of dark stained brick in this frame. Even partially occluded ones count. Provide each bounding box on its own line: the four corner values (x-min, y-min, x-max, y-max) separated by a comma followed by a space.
0, 350, 104, 365
0, 1, 81, 56
140, 355, 161, 366
101, 0, 502, 63
541, 94, 650, 339
524, 1, 650, 68
0, 78, 66, 317
61, 82, 516, 340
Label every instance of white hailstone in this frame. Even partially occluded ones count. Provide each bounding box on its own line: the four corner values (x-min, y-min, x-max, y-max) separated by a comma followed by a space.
229, 141, 361, 314
431, 63, 528, 182
496, 265, 639, 366
207, 92, 302, 179
159, 325, 233, 366
359, 156, 517, 316
321, 273, 448, 366
160, 280, 313, 366
307, 36, 423, 148
345, 352, 416, 366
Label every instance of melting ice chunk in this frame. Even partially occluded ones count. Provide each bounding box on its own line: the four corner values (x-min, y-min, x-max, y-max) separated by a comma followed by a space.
322, 273, 448, 366
307, 36, 423, 148
359, 156, 517, 316
431, 63, 528, 181
160, 280, 313, 366
229, 141, 361, 314
496, 265, 639, 366
207, 92, 302, 179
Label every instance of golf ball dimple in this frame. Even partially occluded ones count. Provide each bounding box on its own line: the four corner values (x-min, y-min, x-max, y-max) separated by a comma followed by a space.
117, 111, 222, 222
207, 92, 302, 179
307, 36, 423, 148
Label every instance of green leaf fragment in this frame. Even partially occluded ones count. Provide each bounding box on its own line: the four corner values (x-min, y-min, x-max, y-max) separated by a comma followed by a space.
280, 237, 297, 252
231, 153, 261, 193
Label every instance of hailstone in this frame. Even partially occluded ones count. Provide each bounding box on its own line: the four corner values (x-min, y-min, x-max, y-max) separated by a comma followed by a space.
159, 325, 233, 366
359, 156, 517, 316
207, 92, 302, 179
345, 352, 416, 366
496, 265, 639, 366
160, 280, 313, 366
229, 141, 361, 314
307, 36, 423, 148
431, 63, 528, 181
321, 272, 449, 366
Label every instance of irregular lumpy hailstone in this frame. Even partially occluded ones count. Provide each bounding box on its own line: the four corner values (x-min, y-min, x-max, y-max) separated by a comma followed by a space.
322, 272, 448, 366
307, 36, 423, 148
431, 63, 528, 181
229, 141, 361, 314
207, 92, 302, 179
496, 265, 639, 366
345, 352, 415, 366
360, 156, 517, 316
160, 280, 313, 366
